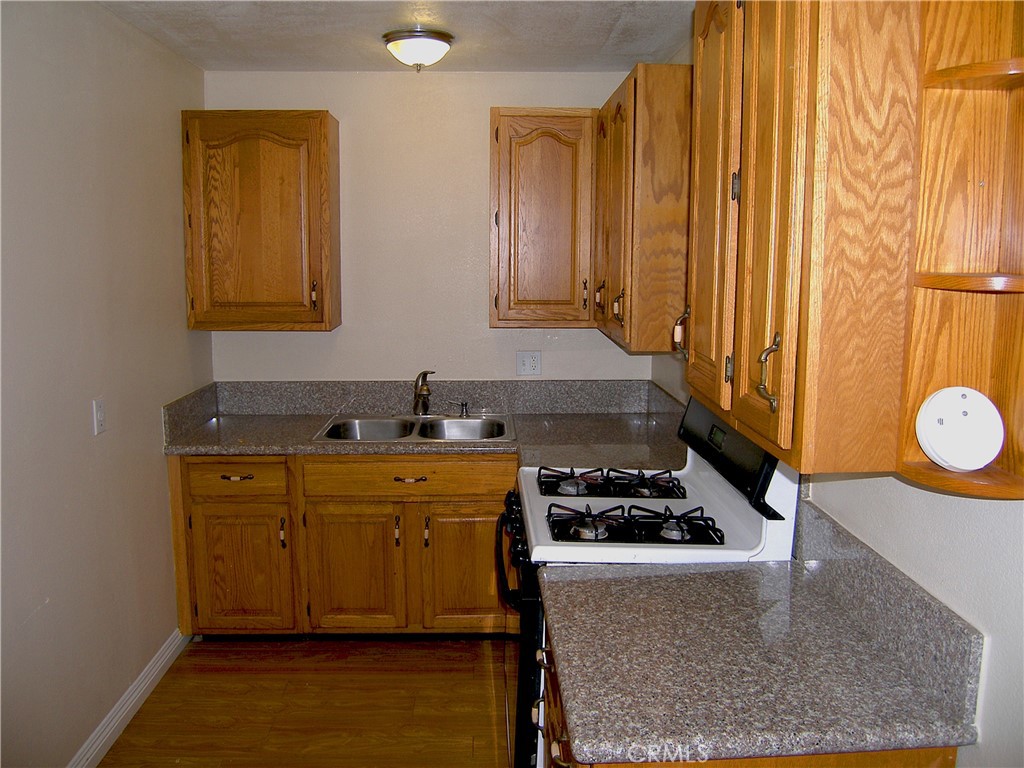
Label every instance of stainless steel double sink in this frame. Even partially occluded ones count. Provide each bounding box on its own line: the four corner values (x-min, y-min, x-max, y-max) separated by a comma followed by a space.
312, 414, 514, 442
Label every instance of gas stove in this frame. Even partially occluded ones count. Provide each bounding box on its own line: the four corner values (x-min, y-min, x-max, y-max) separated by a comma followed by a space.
511, 401, 799, 565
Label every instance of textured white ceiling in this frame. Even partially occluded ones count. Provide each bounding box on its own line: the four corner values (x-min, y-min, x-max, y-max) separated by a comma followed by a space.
101, 1, 695, 72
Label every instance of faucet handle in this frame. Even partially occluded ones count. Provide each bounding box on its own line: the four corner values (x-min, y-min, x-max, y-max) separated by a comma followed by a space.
415, 370, 435, 391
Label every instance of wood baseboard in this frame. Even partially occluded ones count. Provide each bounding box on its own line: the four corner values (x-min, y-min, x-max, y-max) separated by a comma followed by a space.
67, 630, 192, 768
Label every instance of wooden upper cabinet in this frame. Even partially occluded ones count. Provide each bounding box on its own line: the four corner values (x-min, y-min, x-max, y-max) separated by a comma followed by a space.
595, 64, 692, 353
687, 0, 920, 473
687, 1, 743, 411
181, 110, 341, 331
899, 1, 1024, 499
490, 108, 595, 327
729, 1, 812, 449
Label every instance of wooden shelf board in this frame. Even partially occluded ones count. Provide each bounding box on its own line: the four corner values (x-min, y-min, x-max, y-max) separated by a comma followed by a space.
914, 272, 1024, 293
924, 57, 1024, 90
900, 461, 1024, 500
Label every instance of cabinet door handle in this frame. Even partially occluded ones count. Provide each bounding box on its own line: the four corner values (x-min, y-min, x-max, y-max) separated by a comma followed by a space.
394, 515, 401, 547
594, 280, 605, 312
612, 289, 625, 326
582, 279, 588, 310
311, 280, 318, 312
673, 306, 691, 360
219, 473, 254, 482
423, 516, 430, 548
279, 517, 287, 549
755, 332, 782, 414
394, 475, 428, 484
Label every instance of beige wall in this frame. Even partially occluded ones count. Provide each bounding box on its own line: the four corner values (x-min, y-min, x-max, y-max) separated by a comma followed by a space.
203, 70, 656, 382
1, 5, 209, 765
810, 477, 1023, 768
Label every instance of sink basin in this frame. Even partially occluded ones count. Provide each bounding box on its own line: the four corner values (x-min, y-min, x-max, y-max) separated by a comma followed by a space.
418, 417, 507, 440
313, 414, 514, 442
321, 417, 417, 441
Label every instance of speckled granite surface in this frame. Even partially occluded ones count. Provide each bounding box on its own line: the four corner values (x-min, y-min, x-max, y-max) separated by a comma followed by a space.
162, 380, 686, 462
539, 502, 982, 764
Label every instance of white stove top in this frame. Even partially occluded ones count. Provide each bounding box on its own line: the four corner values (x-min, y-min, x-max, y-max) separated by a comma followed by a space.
518, 448, 798, 565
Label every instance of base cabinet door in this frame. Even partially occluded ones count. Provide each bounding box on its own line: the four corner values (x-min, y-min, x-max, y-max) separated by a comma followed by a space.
190, 502, 297, 632
419, 502, 508, 631
305, 501, 407, 630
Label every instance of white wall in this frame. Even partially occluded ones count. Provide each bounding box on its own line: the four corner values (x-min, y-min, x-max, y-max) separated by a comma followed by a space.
1, 5, 209, 765
204, 70, 654, 382
810, 477, 1023, 768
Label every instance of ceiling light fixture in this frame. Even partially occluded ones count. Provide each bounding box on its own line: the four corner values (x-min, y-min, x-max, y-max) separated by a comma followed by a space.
383, 28, 453, 72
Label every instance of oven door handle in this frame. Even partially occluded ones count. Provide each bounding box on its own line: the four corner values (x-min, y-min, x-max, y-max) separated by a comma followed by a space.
496, 514, 522, 611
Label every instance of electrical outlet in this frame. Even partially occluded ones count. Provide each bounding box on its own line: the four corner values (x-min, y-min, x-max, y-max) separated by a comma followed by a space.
92, 398, 106, 435
516, 351, 541, 376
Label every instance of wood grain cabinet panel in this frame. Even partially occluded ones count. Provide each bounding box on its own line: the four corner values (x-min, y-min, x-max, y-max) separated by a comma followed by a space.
595, 64, 692, 353
304, 501, 407, 630
490, 108, 595, 327
686, 1, 919, 473
899, 0, 1024, 499
181, 110, 340, 331
174, 456, 299, 634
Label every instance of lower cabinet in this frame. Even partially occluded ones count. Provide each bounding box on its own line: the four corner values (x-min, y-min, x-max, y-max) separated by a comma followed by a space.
169, 453, 518, 635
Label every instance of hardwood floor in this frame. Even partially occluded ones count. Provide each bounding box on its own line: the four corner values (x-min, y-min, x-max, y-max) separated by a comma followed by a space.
100, 636, 515, 768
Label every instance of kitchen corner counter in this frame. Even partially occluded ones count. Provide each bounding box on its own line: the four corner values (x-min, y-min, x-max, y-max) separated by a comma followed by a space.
539, 502, 982, 764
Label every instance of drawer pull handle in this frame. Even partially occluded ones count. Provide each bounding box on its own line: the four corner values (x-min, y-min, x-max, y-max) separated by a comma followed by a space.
755, 332, 782, 414
394, 515, 401, 547
394, 475, 428, 484
423, 516, 430, 548
535, 647, 553, 670
220, 473, 255, 482
531, 697, 545, 731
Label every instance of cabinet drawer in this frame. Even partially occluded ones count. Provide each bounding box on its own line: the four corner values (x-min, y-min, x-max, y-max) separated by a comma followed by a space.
303, 455, 517, 498
186, 459, 288, 497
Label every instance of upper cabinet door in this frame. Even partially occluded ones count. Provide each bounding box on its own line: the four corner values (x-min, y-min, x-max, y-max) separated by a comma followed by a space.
687, 1, 744, 410
182, 110, 341, 331
729, 1, 815, 450
490, 108, 595, 327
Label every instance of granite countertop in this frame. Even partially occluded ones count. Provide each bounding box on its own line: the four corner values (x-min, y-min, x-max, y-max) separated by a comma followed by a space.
539, 502, 983, 764
162, 380, 689, 467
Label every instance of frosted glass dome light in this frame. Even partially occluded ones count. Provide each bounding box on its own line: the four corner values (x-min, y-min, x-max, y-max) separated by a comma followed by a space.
383, 29, 453, 72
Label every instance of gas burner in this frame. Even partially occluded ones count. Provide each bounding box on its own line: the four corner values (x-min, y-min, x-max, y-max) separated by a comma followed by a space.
538, 467, 606, 497
607, 468, 687, 500
571, 519, 608, 540
659, 520, 688, 541
626, 504, 725, 546
558, 478, 590, 496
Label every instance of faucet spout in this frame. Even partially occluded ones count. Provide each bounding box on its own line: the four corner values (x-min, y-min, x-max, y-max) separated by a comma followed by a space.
413, 370, 435, 415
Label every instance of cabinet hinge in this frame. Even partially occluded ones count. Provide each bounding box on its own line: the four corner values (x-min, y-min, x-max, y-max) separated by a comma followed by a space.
731, 171, 741, 202
494, 293, 499, 310
185, 130, 190, 145
495, 126, 499, 143
725, 355, 734, 383
194, 602, 198, 617
189, 296, 195, 312
187, 514, 192, 530
494, 210, 498, 227
187, 213, 191, 228
302, 512, 306, 527
307, 603, 311, 617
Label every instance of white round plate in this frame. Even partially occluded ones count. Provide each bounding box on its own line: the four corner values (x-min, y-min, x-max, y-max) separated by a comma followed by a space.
915, 387, 1004, 472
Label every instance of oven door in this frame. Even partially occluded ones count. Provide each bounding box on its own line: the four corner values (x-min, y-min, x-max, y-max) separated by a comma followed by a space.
497, 491, 545, 768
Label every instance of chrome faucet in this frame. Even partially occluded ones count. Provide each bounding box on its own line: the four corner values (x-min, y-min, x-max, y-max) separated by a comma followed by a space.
413, 370, 435, 415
